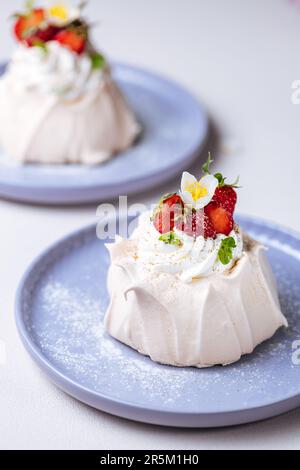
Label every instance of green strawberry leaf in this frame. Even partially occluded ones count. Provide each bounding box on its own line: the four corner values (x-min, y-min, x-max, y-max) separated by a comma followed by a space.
214, 172, 226, 187
159, 232, 182, 247
215, 173, 241, 189
228, 176, 241, 188
202, 152, 241, 189
218, 237, 237, 265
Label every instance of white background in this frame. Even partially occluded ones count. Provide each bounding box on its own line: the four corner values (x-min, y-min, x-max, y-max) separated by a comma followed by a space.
1, 0, 300, 450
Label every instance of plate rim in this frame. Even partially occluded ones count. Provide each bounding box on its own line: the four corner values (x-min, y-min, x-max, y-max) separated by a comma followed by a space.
0, 61, 208, 204
14, 215, 300, 427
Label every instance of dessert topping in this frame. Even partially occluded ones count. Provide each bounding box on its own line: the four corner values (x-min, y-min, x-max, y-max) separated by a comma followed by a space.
153, 194, 184, 234
152, 154, 240, 240
218, 237, 237, 265
46, 2, 81, 26
14, 6, 57, 47
212, 186, 237, 215
174, 208, 216, 238
180, 171, 218, 210
159, 232, 182, 247
205, 202, 234, 236
12, 1, 105, 68
54, 27, 86, 54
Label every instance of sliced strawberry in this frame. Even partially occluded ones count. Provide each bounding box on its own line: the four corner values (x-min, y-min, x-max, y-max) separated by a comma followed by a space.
204, 214, 217, 239
175, 210, 202, 237
153, 194, 184, 234
175, 209, 217, 239
212, 186, 237, 215
14, 8, 45, 41
54, 29, 87, 54
154, 209, 173, 234
163, 194, 183, 210
205, 203, 234, 236
14, 8, 57, 46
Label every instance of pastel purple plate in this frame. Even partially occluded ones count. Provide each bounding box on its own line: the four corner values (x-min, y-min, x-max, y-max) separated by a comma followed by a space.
15, 215, 300, 427
0, 62, 208, 205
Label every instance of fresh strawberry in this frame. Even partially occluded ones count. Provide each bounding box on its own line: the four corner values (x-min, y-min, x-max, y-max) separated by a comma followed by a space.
14, 9, 57, 46
163, 194, 183, 210
205, 203, 234, 236
175, 209, 217, 239
153, 194, 184, 234
175, 210, 195, 237
203, 214, 217, 239
54, 29, 87, 54
212, 186, 237, 215
154, 210, 173, 234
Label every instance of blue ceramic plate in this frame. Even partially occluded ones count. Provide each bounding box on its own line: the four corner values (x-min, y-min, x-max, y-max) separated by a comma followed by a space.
15, 216, 300, 428
0, 62, 207, 205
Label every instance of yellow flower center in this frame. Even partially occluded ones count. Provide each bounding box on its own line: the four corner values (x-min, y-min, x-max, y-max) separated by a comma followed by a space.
49, 4, 69, 21
186, 181, 208, 201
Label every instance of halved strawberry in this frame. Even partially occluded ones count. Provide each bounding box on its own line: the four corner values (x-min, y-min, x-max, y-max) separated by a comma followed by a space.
154, 210, 173, 234
175, 209, 217, 239
203, 214, 217, 239
205, 202, 234, 236
54, 29, 87, 54
153, 194, 184, 234
212, 186, 237, 215
14, 8, 57, 46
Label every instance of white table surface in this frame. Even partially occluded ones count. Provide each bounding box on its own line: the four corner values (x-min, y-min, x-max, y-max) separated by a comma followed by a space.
1, 0, 300, 450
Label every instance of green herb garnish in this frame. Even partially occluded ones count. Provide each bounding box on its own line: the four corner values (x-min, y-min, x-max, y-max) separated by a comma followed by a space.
32, 40, 48, 54
218, 237, 237, 265
159, 232, 182, 247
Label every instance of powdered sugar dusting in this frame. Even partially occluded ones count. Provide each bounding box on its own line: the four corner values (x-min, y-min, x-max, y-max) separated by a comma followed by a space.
22, 222, 300, 412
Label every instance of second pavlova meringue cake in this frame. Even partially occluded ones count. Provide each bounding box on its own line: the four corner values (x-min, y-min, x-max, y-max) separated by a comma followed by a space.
105, 156, 288, 368
0, 1, 140, 164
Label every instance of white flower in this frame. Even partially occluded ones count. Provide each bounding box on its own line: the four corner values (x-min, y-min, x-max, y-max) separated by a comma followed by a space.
46, 1, 80, 26
180, 171, 218, 209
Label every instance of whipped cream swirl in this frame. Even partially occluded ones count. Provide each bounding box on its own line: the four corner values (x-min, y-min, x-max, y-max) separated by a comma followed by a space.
132, 212, 243, 283
6, 43, 103, 100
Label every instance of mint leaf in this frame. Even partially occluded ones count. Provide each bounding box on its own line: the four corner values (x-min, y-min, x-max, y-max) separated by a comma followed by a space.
202, 152, 214, 175
32, 41, 48, 54
159, 232, 182, 247
90, 52, 106, 70
218, 237, 236, 265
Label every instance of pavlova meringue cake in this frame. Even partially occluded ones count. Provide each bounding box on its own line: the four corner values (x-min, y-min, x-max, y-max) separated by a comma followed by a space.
105, 156, 288, 368
0, 1, 139, 164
